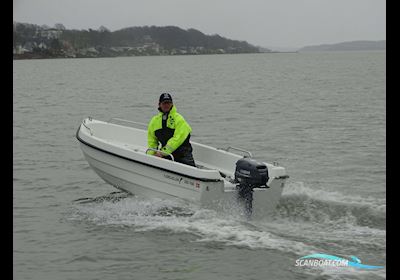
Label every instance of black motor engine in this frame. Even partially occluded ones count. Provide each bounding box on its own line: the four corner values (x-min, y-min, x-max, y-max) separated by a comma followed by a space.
234, 158, 269, 217
235, 158, 269, 187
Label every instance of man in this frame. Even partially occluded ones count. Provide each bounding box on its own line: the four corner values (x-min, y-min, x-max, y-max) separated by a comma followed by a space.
147, 93, 196, 167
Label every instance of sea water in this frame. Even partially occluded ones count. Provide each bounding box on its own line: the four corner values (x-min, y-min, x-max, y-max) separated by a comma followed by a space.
14, 51, 385, 280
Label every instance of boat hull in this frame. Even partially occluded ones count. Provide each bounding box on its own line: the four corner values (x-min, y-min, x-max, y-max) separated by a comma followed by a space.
76, 117, 289, 218
79, 142, 223, 204
80, 141, 286, 218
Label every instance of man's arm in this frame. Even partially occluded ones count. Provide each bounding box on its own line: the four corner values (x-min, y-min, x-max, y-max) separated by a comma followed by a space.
147, 118, 159, 155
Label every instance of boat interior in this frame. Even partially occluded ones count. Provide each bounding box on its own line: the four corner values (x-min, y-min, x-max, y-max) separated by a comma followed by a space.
80, 118, 281, 186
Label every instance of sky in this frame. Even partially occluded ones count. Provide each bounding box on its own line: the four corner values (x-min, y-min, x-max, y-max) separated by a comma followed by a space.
13, 0, 386, 49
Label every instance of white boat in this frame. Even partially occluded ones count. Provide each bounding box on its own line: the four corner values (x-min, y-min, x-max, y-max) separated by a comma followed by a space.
76, 117, 289, 218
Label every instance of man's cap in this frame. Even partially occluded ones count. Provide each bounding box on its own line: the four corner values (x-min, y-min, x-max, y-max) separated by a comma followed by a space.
159, 92, 173, 103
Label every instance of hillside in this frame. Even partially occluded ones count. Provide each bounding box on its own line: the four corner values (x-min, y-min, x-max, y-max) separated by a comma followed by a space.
298, 40, 386, 52
13, 22, 263, 59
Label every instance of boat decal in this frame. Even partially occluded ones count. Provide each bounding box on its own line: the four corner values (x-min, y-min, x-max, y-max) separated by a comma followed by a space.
182, 178, 194, 186
163, 173, 198, 188
163, 173, 182, 183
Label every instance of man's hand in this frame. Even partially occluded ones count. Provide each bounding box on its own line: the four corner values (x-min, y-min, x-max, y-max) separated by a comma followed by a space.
155, 151, 163, 157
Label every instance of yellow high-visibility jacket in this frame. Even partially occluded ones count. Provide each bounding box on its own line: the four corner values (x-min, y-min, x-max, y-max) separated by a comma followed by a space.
147, 105, 192, 156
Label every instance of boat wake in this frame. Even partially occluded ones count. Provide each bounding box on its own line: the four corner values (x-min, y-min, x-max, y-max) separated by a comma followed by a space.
274, 181, 386, 229
72, 191, 131, 204
261, 182, 386, 260
68, 190, 318, 256
67, 181, 385, 270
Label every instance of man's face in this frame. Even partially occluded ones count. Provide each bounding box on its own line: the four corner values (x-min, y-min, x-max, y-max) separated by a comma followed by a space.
159, 101, 173, 113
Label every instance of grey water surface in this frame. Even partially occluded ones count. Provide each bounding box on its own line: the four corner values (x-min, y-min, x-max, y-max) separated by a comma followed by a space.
14, 51, 386, 280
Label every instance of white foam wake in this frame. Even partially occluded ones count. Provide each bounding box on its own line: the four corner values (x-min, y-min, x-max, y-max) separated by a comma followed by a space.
68, 194, 318, 255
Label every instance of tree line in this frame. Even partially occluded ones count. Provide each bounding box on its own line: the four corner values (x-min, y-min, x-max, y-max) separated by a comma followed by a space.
13, 22, 262, 58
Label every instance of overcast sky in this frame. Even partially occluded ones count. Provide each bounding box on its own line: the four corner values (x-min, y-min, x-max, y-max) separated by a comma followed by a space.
13, 0, 385, 49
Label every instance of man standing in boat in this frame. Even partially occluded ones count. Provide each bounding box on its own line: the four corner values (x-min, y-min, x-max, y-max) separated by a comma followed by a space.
147, 93, 196, 167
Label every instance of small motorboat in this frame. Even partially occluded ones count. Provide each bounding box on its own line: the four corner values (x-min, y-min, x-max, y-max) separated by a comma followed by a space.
76, 117, 289, 218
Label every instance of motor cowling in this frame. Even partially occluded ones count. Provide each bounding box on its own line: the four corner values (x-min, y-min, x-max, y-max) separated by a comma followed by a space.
234, 158, 269, 188
234, 158, 269, 218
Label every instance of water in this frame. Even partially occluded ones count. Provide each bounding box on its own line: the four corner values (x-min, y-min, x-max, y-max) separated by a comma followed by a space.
14, 52, 386, 280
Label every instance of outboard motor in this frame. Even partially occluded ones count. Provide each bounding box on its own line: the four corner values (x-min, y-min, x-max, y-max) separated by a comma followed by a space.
234, 158, 269, 218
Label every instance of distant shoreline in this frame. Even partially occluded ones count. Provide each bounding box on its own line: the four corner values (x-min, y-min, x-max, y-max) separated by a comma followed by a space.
12, 51, 262, 60
298, 40, 385, 52
265, 51, 298, 53
13, 51, 301, 60
14, 22, 263, 61
13, 50, 389, 61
